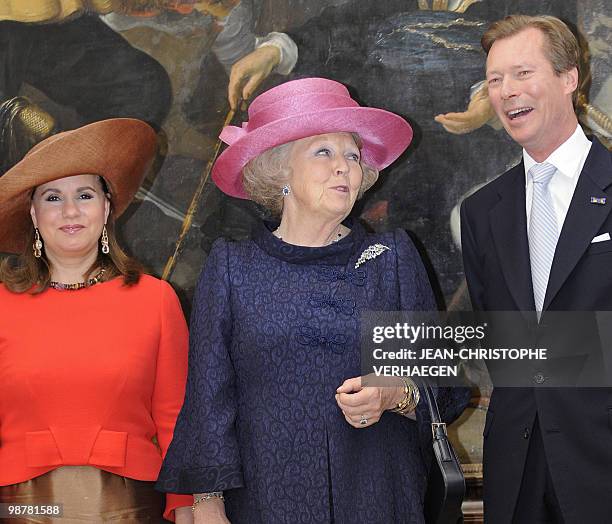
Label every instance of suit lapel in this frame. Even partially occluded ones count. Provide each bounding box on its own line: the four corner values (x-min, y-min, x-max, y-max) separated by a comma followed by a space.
544, 139, 612, 310
490, 162, 536, 311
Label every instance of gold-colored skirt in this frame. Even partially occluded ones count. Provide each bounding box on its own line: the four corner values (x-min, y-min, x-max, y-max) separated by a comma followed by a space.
0, 466, 165, 523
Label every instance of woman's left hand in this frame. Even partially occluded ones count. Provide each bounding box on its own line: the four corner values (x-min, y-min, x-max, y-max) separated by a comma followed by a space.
175, 505, 194, 524
335, 375, 405, 428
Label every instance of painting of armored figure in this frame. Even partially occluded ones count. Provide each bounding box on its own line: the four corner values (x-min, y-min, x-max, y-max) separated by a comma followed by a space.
0, 0, 297, 291
0, 4, 609, 512
2, 0, 608, 306
277, 0, 609, 482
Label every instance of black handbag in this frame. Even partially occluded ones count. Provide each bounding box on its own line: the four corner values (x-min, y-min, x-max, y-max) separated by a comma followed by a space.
423, 384, 465, 524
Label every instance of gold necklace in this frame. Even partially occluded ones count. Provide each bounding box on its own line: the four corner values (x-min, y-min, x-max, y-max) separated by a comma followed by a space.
49, 268, 106, 291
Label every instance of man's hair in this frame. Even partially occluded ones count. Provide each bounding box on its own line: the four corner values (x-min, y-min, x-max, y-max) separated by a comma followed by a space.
482, 15, 580, 105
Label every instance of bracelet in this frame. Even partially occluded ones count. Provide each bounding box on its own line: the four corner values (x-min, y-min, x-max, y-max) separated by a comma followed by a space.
392, 378, 419, 416
392, 378, 413, 414
192, 492, 224, 513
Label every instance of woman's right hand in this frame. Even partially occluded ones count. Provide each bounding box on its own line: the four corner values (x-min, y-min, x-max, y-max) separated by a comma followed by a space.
193, 497, 231, 524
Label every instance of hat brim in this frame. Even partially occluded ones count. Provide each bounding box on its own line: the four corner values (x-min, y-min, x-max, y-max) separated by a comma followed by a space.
0, 118, 157, 254
212, 107, 412, 199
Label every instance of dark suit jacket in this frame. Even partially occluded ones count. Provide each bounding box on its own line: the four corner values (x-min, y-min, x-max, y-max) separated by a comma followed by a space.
460, 137, 612, 523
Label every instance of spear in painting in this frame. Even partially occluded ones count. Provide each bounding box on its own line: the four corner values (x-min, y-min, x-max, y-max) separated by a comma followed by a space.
161, 107, 237, 280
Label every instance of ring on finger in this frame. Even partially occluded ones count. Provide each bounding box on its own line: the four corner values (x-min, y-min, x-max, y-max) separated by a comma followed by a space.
359, 414, 368, 426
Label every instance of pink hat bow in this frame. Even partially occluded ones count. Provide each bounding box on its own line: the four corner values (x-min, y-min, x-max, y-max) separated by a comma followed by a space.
213, 77, 413, 199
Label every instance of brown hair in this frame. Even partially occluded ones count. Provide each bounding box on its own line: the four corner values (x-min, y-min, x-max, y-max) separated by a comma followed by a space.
481, 15, 581, 105
242, 133, 379, 218
0, 178, 142, 294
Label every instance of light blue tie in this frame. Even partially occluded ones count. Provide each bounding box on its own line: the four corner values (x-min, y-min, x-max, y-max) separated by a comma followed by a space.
528, 162, 558, 315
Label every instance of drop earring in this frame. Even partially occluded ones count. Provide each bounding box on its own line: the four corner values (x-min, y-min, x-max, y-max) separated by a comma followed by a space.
101, 225, 110, 254
33, 228, 42, 258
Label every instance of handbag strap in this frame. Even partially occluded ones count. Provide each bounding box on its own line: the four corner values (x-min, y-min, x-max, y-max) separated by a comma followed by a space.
422, 383, 454, 462
422, 383, 442, 424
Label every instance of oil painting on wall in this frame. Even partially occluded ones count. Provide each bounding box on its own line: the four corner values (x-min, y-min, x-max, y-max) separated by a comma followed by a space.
1, 0, 610, 497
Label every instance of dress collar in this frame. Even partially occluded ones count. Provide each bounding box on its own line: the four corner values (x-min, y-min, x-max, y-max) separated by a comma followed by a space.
253, 218, 367, 266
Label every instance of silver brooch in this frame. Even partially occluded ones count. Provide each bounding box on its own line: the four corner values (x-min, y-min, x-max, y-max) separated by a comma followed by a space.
355, 244, 390, 269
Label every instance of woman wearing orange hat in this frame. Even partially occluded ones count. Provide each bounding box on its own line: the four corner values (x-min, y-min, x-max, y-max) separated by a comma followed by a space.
157, 78, 469, 523
0, 119, 193, 522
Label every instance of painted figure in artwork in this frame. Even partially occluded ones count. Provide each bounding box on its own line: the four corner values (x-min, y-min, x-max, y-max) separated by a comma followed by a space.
0, 0, 296, 171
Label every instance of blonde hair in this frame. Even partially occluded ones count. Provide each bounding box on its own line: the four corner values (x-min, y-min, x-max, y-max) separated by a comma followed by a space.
482, 15, 581, 105
242, 133, 379, 218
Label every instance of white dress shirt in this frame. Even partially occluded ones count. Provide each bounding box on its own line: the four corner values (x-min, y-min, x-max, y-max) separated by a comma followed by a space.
524, 125, 592, 231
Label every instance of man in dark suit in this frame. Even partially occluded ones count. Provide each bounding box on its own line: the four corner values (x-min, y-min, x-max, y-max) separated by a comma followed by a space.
460, 14, 612, 523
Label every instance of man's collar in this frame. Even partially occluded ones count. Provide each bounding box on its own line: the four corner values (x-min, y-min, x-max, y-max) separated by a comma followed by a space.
523, 125, 591, 182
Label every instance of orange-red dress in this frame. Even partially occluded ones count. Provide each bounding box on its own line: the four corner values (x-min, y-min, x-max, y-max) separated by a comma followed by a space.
0, 275, 192, 521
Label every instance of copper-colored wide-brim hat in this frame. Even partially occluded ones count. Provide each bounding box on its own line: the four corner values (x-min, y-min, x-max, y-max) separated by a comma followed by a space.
212, 77, 413, 199
0, 118, 157, 254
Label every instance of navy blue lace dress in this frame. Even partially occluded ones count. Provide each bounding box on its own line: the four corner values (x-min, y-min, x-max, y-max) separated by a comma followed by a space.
157, 221, 469, 523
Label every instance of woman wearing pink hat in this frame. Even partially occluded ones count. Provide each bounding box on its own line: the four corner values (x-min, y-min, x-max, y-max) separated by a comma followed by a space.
0, 119, 193, 522
157, 78, 469, 523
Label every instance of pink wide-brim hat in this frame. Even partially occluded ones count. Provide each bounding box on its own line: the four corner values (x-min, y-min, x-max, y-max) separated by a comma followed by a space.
212, 77, 413, 199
